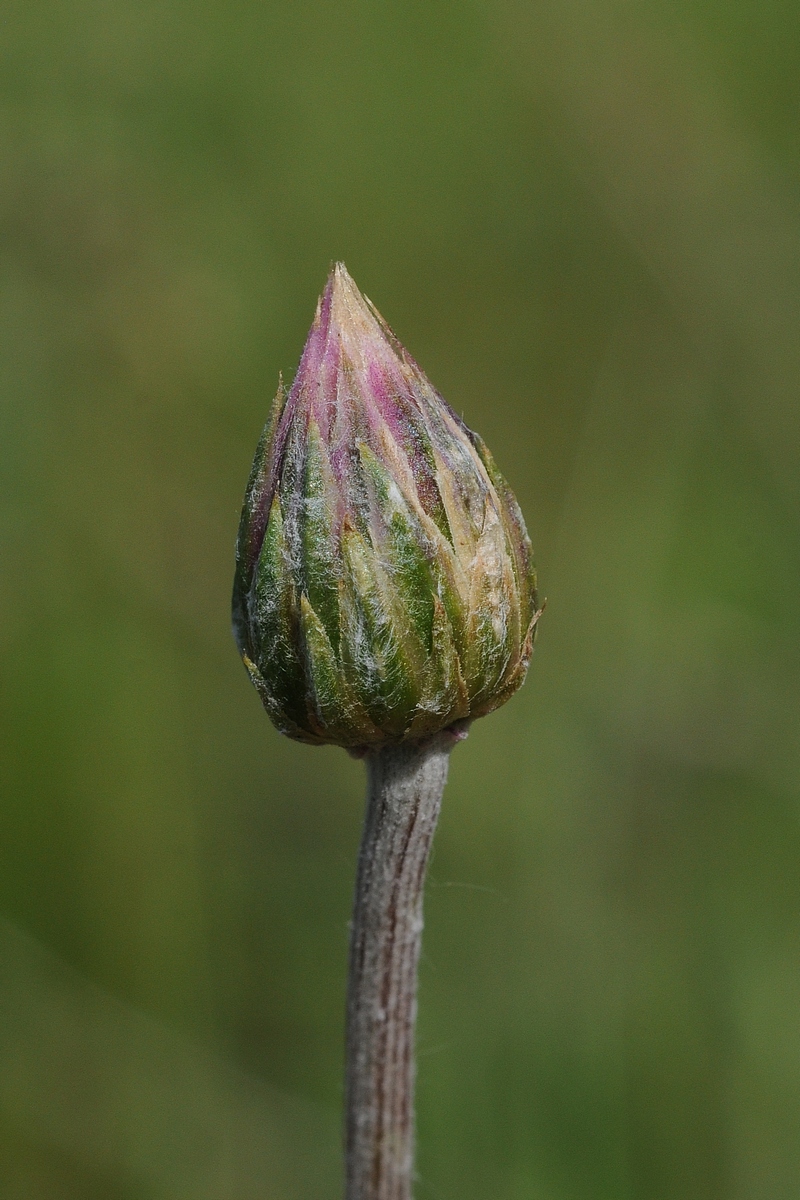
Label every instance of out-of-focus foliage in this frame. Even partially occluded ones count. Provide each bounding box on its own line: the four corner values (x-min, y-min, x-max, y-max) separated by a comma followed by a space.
2, 1, 800, 1196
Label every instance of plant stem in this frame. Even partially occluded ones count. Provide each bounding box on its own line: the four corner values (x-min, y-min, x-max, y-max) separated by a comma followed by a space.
344, 733, 455, 1200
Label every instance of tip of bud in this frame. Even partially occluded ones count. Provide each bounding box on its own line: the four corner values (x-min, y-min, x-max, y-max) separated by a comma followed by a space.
325, 262, 360, 322
315, 262, 385, 357
327, 260, 358, 297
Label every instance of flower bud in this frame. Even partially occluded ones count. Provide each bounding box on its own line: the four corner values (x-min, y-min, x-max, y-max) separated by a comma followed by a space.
232, 264, 540, 748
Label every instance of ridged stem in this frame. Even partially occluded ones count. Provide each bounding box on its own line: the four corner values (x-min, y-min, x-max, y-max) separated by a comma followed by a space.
344, 734, 455, 1200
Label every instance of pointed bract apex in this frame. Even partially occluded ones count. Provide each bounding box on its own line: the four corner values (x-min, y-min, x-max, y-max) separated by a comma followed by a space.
233, 263, 540, 749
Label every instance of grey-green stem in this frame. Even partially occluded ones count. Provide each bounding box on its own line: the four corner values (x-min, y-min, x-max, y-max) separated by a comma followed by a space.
345, 733, 456, 1200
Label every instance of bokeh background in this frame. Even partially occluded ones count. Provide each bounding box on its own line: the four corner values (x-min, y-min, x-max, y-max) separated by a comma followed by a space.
3, 1, 800, 1196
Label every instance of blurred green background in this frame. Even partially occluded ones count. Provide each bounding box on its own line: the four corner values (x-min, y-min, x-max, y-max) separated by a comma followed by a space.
3, 1, 800, 1196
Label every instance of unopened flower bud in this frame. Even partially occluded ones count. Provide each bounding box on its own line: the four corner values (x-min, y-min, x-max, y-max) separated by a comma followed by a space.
232, 264, 540, 748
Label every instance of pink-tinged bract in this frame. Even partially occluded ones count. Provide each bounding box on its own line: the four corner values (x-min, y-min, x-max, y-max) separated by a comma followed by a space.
232, 264, 540, 748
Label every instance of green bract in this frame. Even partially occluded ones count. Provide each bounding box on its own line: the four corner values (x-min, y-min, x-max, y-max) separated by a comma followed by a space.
232, 264, 540, 748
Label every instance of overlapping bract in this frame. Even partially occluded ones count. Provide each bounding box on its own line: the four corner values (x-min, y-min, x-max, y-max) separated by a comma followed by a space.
232, 264, 540, 748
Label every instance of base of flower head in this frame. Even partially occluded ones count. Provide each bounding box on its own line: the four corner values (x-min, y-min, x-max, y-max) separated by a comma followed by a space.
344, 718, 472, 760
